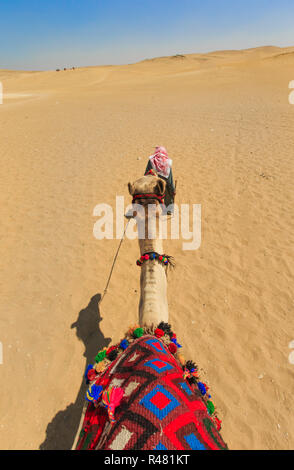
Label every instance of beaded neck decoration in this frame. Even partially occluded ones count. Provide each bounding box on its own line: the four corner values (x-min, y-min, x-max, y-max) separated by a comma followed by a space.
136, 251, 173, 267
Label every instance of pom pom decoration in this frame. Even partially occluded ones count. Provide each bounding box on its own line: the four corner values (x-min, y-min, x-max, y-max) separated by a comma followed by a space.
136, 252, 171, 267
102, 387, 124, 424
95, 361, 107, 374
108, 349, 118, 361
191, 369, 199, 378
85, 384, 103, 404
120, 339, 129, 350
154, 328, 165, 338
168, 342, 177, 354
95, 349, 107, 363
186, 360, 197, 372
187, 376, 197, 385
106, 346, 118, 361
87, 369, 97, 383
171, 337, 182, 348
133, 327, 144, 338
207, 400, 215, 415
85, 364, 94, 384
197, 382, 207, 396
157, 322, 172, 335
106, 345, 117, 355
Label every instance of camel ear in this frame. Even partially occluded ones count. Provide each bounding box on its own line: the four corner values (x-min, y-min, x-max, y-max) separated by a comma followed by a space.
155, 178, 166, 196
128, 182, 135, 196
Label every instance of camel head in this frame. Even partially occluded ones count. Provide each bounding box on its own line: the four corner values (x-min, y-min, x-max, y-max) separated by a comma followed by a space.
128, 174, 166, 210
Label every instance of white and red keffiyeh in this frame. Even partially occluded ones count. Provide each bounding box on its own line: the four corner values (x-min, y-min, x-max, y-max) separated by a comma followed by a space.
149, 146, 172, 178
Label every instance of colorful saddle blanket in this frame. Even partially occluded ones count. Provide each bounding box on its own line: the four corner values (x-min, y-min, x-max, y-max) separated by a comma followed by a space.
75, 335, 228, 450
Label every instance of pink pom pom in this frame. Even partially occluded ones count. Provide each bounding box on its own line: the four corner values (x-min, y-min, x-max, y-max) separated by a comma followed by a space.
144, 254, 149, 260
102, 387, 124, 424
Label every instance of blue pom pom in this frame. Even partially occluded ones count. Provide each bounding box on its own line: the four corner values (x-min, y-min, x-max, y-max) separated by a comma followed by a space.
120, 339, 129, 350
85, 384, 103, 403
197, 382, 207, 396
171, 337, 182, 348
85, 364, 93, 384
92, 384, 103, 400
150, 253, 156, 260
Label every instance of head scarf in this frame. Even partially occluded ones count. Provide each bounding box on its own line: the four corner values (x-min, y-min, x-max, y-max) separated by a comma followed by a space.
149, 146, 172, 178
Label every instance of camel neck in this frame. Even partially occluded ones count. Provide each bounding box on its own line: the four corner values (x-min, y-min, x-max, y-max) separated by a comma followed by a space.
137, 213, 168, 326
139, 261, 169, 327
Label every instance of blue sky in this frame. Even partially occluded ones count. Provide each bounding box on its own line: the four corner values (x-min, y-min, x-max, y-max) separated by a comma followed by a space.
0, 0, 294, 70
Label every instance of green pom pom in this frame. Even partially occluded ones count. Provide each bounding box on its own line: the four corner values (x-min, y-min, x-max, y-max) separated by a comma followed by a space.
133, 327, 144, 338
207, 400, 215, 415
95, 350, 106, 363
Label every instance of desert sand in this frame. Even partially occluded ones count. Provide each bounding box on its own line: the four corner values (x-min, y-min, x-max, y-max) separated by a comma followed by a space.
1, 46, 294, 450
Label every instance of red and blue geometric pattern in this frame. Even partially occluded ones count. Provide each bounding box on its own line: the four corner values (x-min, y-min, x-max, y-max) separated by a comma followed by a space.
179, 381, 193, 396
75, 335, 228, 450
184, 432, 206, 450
140, 384, 180, 420
154, 442, 168, 450
144, 338, 168, 355
144, 359, 173, 374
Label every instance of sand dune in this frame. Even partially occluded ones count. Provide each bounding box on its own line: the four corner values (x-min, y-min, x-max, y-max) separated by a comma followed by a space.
1, 46, 294, 450
265, 51, 294, 63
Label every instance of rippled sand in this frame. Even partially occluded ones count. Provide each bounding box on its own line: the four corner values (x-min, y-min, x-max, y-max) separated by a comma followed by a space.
1, 46, 294, 449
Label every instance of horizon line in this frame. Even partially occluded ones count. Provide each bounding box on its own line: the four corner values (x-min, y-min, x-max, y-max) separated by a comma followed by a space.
1, 43, 294, 73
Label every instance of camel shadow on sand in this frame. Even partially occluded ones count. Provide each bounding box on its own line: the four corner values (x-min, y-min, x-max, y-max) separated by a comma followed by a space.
39, 293, 111, 450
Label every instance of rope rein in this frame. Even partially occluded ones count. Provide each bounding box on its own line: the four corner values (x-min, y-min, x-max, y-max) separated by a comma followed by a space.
98, 219, 130, 305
